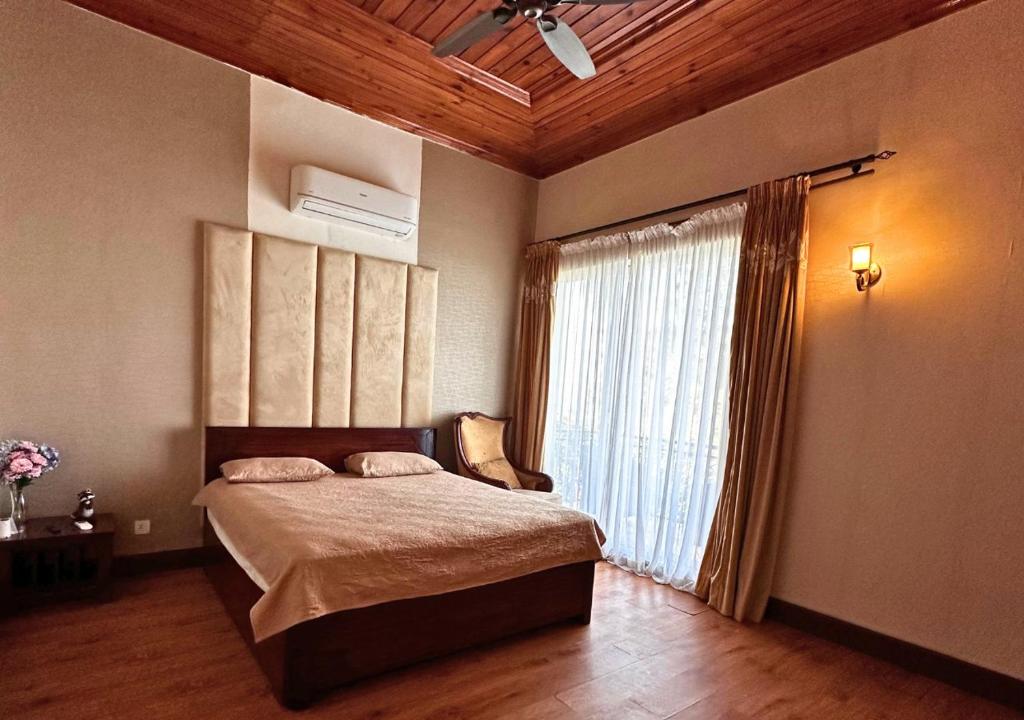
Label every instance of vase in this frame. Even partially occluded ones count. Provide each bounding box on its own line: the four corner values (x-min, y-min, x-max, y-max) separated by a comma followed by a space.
12, 485, 27, 534
0, 484, 14, 539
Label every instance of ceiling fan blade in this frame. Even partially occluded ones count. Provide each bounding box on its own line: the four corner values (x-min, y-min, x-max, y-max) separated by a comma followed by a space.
432, 7, 515, 57
538, 18, 596, 80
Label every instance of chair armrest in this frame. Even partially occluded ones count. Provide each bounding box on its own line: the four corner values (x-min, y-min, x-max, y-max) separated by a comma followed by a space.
475, 475, 513, 491
460, 466, 512, 491
511, 466, 554, 493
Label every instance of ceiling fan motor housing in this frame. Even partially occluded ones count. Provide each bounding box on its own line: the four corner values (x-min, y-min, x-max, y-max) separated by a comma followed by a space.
519, 0, 549, 19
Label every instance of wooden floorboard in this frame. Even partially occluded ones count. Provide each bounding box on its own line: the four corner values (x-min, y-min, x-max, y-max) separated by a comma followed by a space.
0, 563, 1018, 719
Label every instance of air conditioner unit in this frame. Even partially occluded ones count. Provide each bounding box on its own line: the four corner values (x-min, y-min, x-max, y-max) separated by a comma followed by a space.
289, 165, 419, 239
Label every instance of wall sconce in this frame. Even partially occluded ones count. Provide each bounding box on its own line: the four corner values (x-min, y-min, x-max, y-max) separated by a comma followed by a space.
849, 243, 882, 291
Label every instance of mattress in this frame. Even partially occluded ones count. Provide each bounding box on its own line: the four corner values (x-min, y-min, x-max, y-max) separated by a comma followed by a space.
193, 471, 605, 641
207, 509, 269, 592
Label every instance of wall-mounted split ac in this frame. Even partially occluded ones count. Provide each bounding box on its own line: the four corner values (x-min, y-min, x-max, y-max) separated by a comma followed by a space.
289, 165, 419, 239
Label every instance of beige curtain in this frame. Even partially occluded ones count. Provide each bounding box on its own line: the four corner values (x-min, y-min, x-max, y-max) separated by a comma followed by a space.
695, 176, 810, 621
510, 241, 560, 470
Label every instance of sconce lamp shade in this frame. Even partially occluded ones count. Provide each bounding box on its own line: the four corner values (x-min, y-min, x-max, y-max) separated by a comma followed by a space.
849, 242, 882, 291
849, 243, 873, 272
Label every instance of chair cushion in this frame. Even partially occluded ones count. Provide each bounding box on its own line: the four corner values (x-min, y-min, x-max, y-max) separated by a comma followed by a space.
512, 489, 562, 505
473, 458, 522, 489
459, 416, 508, 465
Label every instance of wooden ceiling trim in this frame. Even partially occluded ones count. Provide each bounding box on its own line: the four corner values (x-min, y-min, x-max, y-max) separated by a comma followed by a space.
326, 0, 533, 105
532, 0, 985, 175
61, 0, 984, 179
262, 4, 533, 141
532, 1, 891, 155
353, 99, 535, 174
437, 56, 533, 106
66, 0, 537, 174
533, 0, 848, 132
271, 0, 530, 117
534, 0, 938, 138
269, 0, 533, 112
242, 36, 530, 161
534, 0, 901, 130
250, 5, 516, 145
276, 56, 538, 172
260, 2, 536, 170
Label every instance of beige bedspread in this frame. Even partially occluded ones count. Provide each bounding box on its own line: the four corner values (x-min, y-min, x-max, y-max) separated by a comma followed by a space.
193, 472, 605, 641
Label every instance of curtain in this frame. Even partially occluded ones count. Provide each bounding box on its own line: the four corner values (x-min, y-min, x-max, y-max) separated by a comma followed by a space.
510, 240, 560, 470
695, 176, 810, 621
543, 204, 745, 590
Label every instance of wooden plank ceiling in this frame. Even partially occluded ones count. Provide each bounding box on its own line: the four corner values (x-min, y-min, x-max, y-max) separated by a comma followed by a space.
66, 0, 981, 178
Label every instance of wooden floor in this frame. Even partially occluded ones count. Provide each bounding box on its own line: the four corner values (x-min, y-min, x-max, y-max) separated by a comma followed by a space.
0, 563, 1017, 720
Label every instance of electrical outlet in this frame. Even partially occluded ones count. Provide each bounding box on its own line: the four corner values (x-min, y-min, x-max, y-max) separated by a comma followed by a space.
134, 519, 151, 535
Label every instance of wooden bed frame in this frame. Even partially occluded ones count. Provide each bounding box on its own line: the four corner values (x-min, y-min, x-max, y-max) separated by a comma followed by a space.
203, 426, 596, 709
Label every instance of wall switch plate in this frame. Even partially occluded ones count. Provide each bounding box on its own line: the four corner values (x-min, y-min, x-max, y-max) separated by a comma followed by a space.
134, 519, 151, 535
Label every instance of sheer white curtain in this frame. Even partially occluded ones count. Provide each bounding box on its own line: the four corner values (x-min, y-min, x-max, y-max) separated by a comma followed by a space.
542, 204, 745, 590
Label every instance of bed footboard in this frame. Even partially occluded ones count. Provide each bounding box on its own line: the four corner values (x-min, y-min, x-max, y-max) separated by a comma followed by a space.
206, 554, 596, 709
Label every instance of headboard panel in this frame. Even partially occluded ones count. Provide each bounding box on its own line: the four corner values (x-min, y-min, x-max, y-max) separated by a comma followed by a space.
204, 426, 436, 483
203, 223, 438, 429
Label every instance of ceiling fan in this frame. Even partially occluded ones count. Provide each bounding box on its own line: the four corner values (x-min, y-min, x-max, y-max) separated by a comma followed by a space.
432, 0, 644, 80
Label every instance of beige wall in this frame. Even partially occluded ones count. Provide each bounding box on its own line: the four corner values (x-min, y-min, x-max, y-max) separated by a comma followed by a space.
0, 0, 250, 554
1, 2, 535, 554
536, 0, 1024, 677
419, 143, 538, 469
7, 0, 1018, 679
248, 77, 422, 264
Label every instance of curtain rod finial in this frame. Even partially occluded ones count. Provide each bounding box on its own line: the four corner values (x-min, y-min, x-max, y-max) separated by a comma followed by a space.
875, 150, 897, 160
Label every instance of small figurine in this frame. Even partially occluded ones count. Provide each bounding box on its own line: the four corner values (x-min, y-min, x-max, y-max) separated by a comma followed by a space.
72, 488, 96, 531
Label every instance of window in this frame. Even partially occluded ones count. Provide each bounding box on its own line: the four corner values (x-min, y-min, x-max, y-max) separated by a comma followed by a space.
543, 205, 744, 589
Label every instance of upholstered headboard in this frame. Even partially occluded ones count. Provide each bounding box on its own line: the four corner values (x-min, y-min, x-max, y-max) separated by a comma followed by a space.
203, 224, 437, 428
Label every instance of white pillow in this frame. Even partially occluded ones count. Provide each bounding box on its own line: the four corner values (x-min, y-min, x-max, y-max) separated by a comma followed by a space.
344, 451, 442, 478
220, 457, 334, 483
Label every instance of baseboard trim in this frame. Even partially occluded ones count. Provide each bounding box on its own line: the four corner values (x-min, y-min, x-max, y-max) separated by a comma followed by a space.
765, 597, 1023, 712
112, 545, 225, 577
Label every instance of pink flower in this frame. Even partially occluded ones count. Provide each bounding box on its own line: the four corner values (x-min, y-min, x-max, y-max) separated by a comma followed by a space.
8, 457, 34, 475
8, 450, 28, 462
29, 453, 47, 466
28, 466, 42, 478
17, 441, 38, 453
2, 469, 17, 481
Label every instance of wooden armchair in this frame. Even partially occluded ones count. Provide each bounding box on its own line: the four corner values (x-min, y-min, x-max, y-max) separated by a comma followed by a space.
453, 412, 560, 503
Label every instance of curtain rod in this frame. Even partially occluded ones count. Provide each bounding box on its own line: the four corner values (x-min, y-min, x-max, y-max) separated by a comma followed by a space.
536, 151, 897, 246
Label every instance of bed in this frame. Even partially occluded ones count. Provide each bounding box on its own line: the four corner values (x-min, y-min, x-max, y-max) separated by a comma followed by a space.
201, 425, 601, 709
